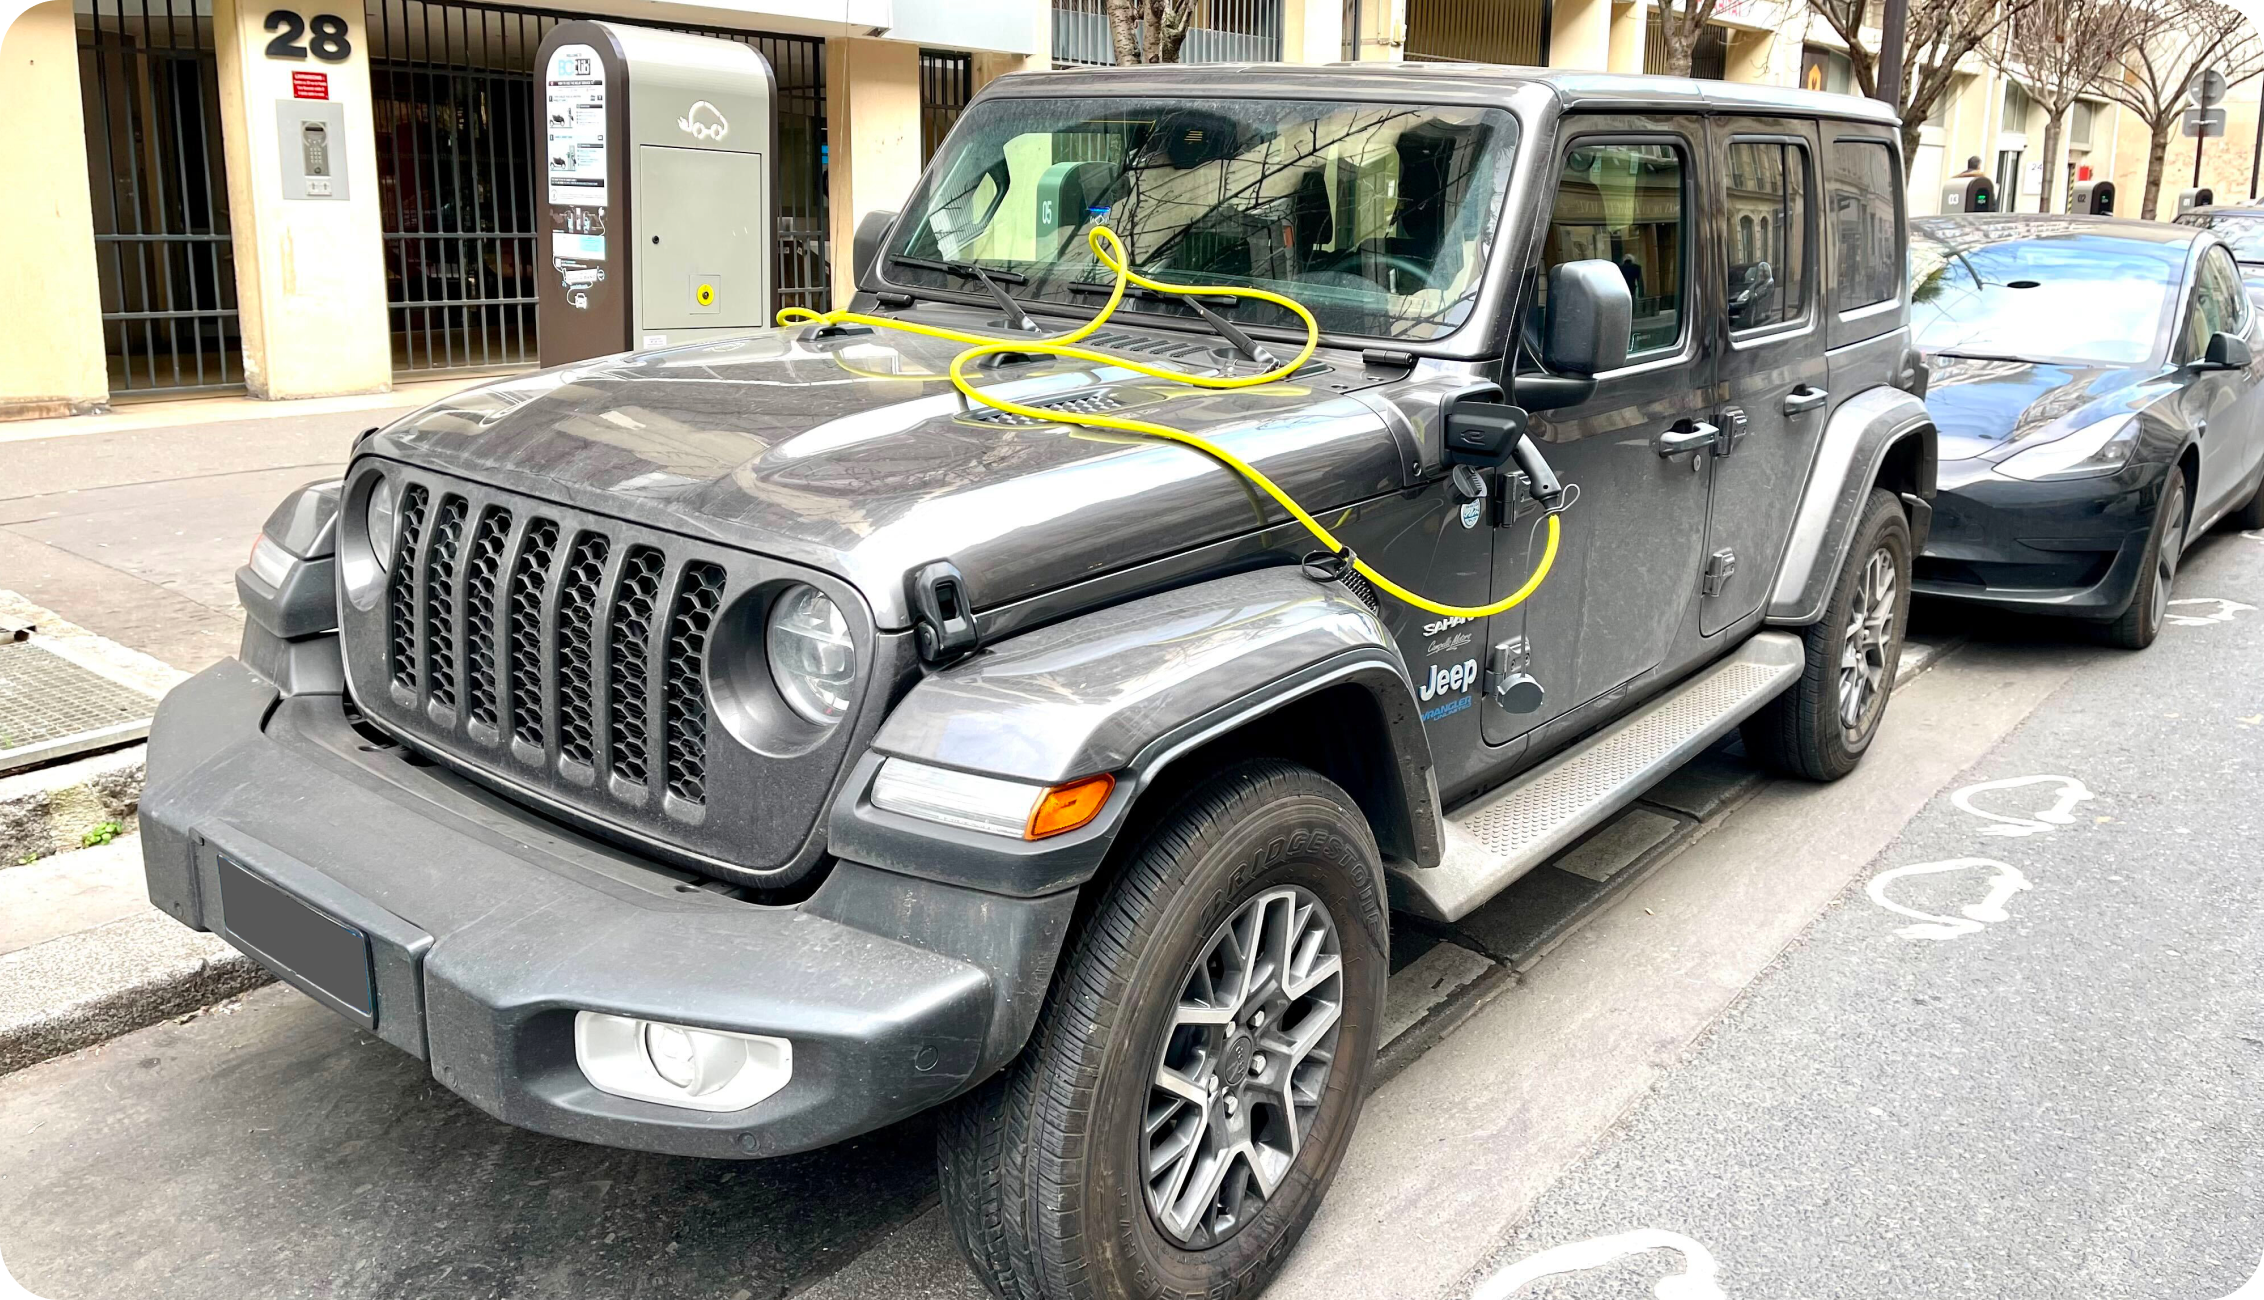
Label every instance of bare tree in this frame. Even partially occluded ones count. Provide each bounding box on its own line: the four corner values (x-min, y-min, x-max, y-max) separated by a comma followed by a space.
1987, 0, 2152, 211
1655, 0, 1724, 76
1108, 0, 1199, 65
1808, 0, 2039, 177
2096, 0, 2264, 219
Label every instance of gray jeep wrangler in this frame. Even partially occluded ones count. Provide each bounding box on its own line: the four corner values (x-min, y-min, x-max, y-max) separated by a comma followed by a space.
143, 65, 1934, 1299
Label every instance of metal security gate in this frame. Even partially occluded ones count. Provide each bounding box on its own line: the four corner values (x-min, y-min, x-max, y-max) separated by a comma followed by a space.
367, 0, 829, 377
1052, 0, 1282, 66
920, 50, 972, 164
1404, 0, 1551, 66
77, 0, 242, 396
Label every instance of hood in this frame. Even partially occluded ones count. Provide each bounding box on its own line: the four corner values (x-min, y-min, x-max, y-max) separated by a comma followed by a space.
365, 317, 1400, 628
1919, 354, 2166, 461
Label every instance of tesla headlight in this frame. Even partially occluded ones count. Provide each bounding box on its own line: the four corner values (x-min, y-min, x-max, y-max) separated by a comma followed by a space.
366, 475, 399, 569
1997, 414, 2142, 481
767, 585, 856, 724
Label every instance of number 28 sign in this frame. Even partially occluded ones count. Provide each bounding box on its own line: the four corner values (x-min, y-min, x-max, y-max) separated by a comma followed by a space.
264, 9, 352, 62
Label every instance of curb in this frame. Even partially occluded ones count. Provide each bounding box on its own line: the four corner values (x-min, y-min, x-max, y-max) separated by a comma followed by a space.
0, 746, 146, 867
0, 910, 273, 1076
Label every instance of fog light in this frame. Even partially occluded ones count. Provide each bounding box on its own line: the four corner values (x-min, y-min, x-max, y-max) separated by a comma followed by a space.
574, 1011, 792, 1113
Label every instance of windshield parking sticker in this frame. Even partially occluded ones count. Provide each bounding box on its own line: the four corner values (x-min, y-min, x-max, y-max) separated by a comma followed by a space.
1951, 774, 2095, 838
2164, 597, 2256, 626
1868, 857, 2033, 941
1470, 1229, 1727, 1300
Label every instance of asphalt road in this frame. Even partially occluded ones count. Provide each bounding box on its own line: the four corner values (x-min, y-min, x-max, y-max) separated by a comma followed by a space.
1459, 525, 2264, 1300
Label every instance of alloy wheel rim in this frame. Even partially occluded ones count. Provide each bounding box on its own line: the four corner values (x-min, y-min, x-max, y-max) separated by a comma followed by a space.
1838, 545, 1898, 741
1143, 885, 1343, 1249
2151, 480, 2186, 631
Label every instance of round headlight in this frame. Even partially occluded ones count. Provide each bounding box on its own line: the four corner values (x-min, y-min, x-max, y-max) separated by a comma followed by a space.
366, 475, 399, 569
767, 585, 856, 725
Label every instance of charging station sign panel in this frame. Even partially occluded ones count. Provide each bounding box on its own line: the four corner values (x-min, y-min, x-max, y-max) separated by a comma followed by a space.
546, 45, 608, 207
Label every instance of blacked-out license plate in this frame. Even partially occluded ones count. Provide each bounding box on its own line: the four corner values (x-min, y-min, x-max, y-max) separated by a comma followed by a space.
217, 857, 373, 1017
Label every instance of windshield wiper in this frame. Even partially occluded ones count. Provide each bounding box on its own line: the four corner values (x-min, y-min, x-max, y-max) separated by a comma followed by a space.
1067, 281, 1277, 367
889, 255, 1039, 333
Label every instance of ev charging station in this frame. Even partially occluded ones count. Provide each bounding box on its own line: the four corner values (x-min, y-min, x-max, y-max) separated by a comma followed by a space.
2178, 187, 2216, 216
2072, 179, 2115, 215
535, 21, 777, 367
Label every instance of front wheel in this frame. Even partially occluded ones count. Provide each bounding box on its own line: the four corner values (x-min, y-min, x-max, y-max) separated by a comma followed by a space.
938, 760, 1389, 1300
1743, 488, 1912, 781
2101, 466, 2187, 651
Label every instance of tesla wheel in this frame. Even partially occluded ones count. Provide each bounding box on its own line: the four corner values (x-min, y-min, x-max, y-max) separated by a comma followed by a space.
2103, 466, 2188, 650
1743, 488, 1911, 782
937, 760, 1388, 1300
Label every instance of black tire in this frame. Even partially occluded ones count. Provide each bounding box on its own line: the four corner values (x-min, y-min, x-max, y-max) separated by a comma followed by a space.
1742, 488, 1911, 782
2102, 466, 2188, 650
937, 760, 1389, 1300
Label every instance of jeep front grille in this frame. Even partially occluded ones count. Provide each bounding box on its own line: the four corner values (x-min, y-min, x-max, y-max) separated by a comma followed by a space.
340, 462, 883, 887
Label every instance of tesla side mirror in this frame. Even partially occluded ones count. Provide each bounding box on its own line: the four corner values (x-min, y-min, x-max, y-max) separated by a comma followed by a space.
2198, 330, 2252, 371
853, 209, 897, 287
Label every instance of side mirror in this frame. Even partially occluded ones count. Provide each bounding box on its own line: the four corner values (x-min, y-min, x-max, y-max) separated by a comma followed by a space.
853, 209, 897, 287
1543, 260, 1633, 377
2199, 330, 2252, 371
1515, 260, 1633, 411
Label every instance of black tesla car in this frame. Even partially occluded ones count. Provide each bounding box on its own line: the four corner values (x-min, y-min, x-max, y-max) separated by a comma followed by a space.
1908, 215, 2264, 648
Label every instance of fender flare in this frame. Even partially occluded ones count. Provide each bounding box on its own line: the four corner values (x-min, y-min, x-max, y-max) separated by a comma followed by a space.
826, 566, 1439, 898
1768, 386, 1937, 626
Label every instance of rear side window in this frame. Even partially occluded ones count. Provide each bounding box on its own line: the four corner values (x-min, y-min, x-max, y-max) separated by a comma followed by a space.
1538, 141, 1688, 356
1722, 140, 1809, 331
1829, 138, 1900, 312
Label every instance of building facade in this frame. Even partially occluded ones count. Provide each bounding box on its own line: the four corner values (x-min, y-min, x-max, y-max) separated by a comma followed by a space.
0, 0, 2207, 418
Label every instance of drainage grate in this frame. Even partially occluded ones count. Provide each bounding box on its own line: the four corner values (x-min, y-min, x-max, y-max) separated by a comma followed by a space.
0, 641, 158, 775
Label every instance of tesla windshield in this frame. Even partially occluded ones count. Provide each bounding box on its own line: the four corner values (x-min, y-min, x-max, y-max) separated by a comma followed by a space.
1909, 223, 2184, 366
885, 97, 1520, 342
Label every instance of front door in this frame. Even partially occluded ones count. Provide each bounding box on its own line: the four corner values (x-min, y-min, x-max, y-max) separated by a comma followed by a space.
1485, 118, 1717, 746
2176, 242, 2264, 516
1700, 117, 1831, 634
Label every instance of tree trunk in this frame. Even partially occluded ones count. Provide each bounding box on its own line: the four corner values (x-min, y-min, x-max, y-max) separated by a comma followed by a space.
1109, 0, 1144, 65
2037, 115, 2064, 213
1662, 19, 1696, 77
1901, 118, 1924, 184
2142, 116, 2174, 220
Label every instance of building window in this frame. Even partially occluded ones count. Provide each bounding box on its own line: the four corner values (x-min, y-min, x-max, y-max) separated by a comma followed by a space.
2001, 81, 2032, 133
1801, 45, 1855, 95
2070, 100, 2095, 147
1644, 15, 1728, 79
919, 51, 973, 165
1404, 0, 1550, 66
1052, 0, 1283, 66
1995, 148, 2024, 210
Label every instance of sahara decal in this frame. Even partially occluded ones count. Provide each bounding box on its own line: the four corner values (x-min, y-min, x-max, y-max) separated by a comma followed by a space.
1421, 615, 1474, 637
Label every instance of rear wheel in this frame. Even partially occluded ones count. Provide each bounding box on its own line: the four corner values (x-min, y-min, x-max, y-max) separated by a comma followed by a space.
1743, 488, 1911, 782
2102, 466, 2187, 650
938, 760, 1388, 1300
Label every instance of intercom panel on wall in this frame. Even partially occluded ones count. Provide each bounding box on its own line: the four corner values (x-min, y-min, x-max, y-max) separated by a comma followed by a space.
276, 99, 349, 201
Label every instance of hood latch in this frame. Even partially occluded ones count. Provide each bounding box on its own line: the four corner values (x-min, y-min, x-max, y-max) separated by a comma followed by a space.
908, 560, 980, 663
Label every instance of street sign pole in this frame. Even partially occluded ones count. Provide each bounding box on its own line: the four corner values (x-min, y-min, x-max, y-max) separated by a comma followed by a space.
2252, 73, 2262, 198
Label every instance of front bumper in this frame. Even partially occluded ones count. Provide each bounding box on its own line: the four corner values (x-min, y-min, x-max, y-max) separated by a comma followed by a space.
1911, 458, 2167, 619
139, 660, 1073, 1159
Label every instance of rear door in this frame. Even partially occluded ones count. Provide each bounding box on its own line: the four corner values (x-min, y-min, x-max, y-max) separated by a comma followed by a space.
1485, 117, 1716, 746
1700, 117, 1829, 634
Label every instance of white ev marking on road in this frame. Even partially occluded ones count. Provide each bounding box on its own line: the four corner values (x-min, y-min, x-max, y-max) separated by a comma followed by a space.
2214, 1255, 2264, 1299
1471, 1229, 1727, 1300
2165, 597, 2257, 626
1951, 774, 2096, 838
1867, 858, 2034, 941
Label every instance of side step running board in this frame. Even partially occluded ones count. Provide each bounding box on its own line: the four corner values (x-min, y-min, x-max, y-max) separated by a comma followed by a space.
1391, 632, 1805, 922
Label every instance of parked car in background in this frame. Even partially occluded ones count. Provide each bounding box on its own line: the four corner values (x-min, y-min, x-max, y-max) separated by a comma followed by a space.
2174, 203, 2264, 297
1908, 214, 2264, 648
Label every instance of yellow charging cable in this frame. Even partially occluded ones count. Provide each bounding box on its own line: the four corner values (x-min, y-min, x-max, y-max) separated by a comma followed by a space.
777, 226, 1560, 620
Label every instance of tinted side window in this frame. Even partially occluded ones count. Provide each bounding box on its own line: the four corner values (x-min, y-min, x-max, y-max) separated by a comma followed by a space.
1722, 140, 1809, 331
2181, 245, 2247, 359
1829, 138, 1900, 312
1539, 141, 1687, 356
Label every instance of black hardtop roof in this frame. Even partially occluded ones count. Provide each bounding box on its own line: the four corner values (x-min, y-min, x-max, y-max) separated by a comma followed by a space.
1912, 212, 2208, 247
2182, 204, 2264, 217
982, 62, 1903, 126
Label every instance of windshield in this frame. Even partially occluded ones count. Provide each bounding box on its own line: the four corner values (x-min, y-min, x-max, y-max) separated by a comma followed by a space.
2183, 213, 2264, 263
1909, 223, 2183, 366
886, 97, 1520, 342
